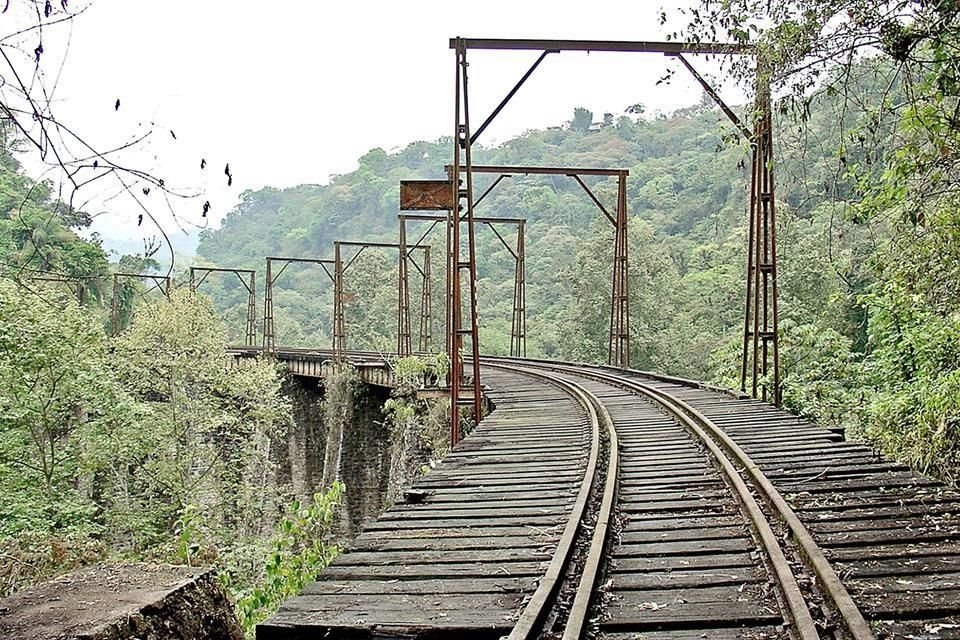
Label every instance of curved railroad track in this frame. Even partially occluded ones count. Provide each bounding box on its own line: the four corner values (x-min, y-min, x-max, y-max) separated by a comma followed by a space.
259, 352, 960, 640
485, 358, 875, 640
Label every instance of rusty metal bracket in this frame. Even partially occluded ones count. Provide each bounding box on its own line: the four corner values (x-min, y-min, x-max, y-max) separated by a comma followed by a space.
668, 53, 754, 142
262, 257, 334, 354
471, 50, 555, 145
332, 241, 431, 361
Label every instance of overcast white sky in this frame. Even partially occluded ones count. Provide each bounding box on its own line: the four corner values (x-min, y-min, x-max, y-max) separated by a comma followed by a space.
20, 0, 749, 250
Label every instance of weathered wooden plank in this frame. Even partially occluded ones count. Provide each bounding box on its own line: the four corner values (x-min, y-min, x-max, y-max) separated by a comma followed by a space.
611, 567, 764, 590
302, 576, 537, 596
603, 627, 787, 640
612, 552, 757, 573
331, 548, 551, 566
604, 585, 780, 627
348, 535, 553, 553
614, 538, 754, 557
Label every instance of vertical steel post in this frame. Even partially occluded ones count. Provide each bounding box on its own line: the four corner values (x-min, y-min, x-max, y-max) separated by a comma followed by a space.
608, 172, 631, 367
740, 62, 781, 405
520, 222, 527, 357
189, 268, 196, 291
420, 245, 433, 352
333, 243, 346, 362
445, 195, 453, 357
511, 221, 527, 358
398, 216, 412, 356
450, 38, 484, 447
620, 173, 631, 368
263, 260, 275, 353
246, 272, 256, 347
450, 47, 462, 447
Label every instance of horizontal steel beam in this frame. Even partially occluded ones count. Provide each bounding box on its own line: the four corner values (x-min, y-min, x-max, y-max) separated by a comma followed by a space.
114, 272, 170, 279
191, 267, 255, 274
400, 213, 526, 224
445, 164, 628, 177
266, 257, 334, 264
335, 241, 406, 249
450, 38, 753, 55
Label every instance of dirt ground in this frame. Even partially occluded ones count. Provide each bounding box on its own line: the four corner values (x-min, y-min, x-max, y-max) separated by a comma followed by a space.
0, 563, 244, 640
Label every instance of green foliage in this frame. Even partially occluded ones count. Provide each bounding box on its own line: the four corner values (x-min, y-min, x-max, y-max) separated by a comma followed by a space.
97, 289, 291, 550
675, 0, 960, 482
570, 107, 594, 132
232, 483, 344, 634
778, 320, 865, 430
391, 352, 450, 388
0, 281, 123, 536
0, 129, 109, 282
860, 281, 960, 482
0, 280, 301, 603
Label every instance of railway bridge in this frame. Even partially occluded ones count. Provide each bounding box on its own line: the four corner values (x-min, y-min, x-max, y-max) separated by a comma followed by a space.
202, 35, 960, 639
255, 352, 960, 640
86, 35, 958, 639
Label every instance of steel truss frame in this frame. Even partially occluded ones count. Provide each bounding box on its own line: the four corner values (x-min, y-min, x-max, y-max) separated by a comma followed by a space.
332, 241, 431, 362
396, 222, 435, 355
400, 212, 527, 358
190, 267, 257, 347
449, 164, 630, 364
110, 272, 172, 336
449, 37, 780, 411
262, 257, 335, 354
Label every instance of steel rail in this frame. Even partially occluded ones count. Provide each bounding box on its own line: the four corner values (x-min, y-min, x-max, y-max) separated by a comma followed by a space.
500, 359, 875, 640
560, 372, 619, 640
633, 378, 877, 640
482, 362, 613, 640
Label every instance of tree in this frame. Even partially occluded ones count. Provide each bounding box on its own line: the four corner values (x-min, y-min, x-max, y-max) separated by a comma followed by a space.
673, 0, 960, 479
94, 290, 291, 549
0, 281, 125, 534
0, 2, 217, 277
570, 107, 594, 132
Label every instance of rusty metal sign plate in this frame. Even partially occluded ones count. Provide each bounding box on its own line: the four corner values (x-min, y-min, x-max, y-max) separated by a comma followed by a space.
400, 180, 455, 210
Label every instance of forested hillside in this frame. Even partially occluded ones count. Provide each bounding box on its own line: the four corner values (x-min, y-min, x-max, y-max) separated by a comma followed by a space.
197, 101, 768, 363
3, 0, 960, 634
195, 73, 869, 415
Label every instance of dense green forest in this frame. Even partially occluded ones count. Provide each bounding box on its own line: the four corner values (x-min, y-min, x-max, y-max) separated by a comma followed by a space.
0, 139, 348, 633
192, 66, 895, 458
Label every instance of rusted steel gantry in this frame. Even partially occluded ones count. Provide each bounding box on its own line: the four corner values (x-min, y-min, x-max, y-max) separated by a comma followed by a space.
447, 37, 780, 409
332, 241, 431, 362
110, 272, 172, 336
399, 210, 527, 358
448, 164, 631, 362
189, 267, 257, 347
262, 257, 334, 354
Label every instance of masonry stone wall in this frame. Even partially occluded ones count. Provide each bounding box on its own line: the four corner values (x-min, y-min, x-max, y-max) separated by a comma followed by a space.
276, 374, 429, 539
